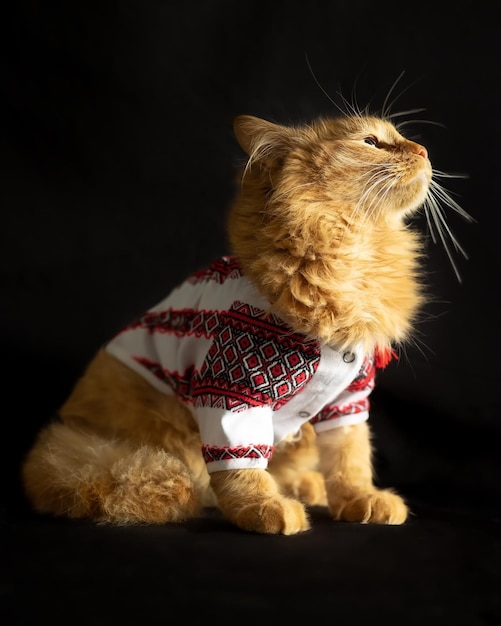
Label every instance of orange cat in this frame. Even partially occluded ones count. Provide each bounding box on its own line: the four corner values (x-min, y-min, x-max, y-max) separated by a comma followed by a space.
21, 111, 464, 534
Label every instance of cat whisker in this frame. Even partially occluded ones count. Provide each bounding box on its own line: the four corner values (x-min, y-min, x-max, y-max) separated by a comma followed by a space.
380, 72, 422, 120
357, 168, 398, 222
432, 169, 469, 180
304, 52, 349, 117
338, 91, 366, 118
429, 177, 475, 222
344, 172, 396, 248
347, 77, 367, 118
423, 201, 465, 283
272, 181, 315, 202
387, 108, 427, 120
365, 182, 394, 222
358, 180, 391, 224
380, 70, 407, 118
395, 118, 447, 131
241, 144, 272, 183
406, 332, 435, 363
422, 201, 438, 245
427, 193, 469, 257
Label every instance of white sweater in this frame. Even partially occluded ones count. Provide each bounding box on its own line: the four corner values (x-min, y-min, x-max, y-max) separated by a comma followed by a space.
106, 256, 378, 472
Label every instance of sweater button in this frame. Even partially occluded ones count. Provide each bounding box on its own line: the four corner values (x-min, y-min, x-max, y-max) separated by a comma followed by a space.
343, 351, 356, 363
299, 411, 310, 418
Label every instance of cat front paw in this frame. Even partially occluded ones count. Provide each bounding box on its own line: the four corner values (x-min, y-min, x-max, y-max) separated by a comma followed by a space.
329, 489, 408, 525
233, 497, 310, 535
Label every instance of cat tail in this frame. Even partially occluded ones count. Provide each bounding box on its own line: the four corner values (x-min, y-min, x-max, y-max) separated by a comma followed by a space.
21, 420, 201, 524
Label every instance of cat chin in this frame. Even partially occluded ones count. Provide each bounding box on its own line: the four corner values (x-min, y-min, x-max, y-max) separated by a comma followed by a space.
399, 176, 431, 214
415, 170, 432, 186
384, 192, 428, 221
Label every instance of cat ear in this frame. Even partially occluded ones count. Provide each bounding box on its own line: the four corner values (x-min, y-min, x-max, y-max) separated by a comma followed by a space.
233, 115, 296, 163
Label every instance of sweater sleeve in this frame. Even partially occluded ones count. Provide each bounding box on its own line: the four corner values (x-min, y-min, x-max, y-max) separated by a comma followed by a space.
196, 405, 275, 473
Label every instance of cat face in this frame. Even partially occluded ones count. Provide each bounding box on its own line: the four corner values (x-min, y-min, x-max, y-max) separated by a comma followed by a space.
234, 114, 432, 224
312, 115, 432, 217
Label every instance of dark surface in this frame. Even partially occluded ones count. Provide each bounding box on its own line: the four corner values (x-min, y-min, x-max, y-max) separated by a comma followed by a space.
6, 505, 501, 625
2, 1, 500, 624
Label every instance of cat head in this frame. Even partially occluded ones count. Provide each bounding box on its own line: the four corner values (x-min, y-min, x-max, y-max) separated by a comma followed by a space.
234, 114, 432, 222
227, 113, 432, 353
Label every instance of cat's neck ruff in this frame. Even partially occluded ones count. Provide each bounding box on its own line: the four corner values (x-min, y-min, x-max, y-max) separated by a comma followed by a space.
232, 217, 424, 356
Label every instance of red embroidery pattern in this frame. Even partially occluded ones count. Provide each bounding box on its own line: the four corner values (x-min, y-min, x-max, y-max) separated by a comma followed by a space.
347, 356, 376, 392
126, 308, 219, 338
129, 301, 321, 414
133, 358, 195, 401
202, 443, 274, 463
192, 301, 321, 412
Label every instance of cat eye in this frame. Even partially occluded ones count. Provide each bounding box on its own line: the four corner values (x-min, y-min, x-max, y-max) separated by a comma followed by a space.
364, 136, 379, 147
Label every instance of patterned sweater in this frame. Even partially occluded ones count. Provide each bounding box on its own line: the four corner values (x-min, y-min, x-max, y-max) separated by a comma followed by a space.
106, 256, 380, 472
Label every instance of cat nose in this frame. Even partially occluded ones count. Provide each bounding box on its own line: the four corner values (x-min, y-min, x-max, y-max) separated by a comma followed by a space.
412, 143, 428, 159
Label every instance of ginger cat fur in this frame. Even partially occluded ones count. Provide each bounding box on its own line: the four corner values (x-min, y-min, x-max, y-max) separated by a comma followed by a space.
22, 111, 434, 534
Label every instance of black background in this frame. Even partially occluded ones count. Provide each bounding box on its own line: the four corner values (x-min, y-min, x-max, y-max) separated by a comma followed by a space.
2, 2, 501, 623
